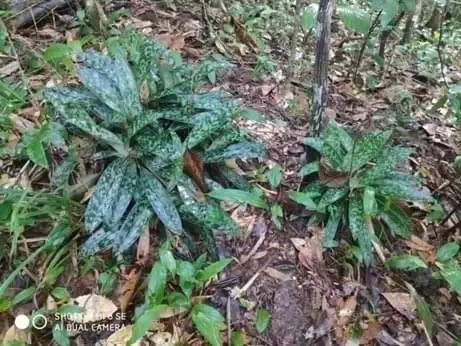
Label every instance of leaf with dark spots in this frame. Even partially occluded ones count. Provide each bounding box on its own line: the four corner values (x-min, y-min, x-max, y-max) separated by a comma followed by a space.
184, 150, 207, 192
204, 142, 266, 163
141, 168, 183, 234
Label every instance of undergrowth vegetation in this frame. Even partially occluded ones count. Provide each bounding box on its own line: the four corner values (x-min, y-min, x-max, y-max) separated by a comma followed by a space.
44, 31, 265, 257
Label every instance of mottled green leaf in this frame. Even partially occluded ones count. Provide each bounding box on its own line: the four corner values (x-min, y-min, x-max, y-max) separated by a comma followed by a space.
337, 6, 371, 34
204, 142, 266, 163
317, 187, 348, 209
351, 131, 391, 171
298, 162, 319, 177
379, 201, 411, 238
81, 226, 120, 255
141, 168, 183, 234
349, 195, 372, 265
85, 159, 127, 233
27, 136, 48, 168
303, 137, 323, 153
386, 254, 427, 270
414, 294, 433, 336
191, 304, 225, 346
437, 260, 461, 295
374, 178, 432, 202
159, 242, 177, 274
53, 324, 70, 346
209, 188, 268, 209
363, 146, 412, 183
113, 202, 153, 254
146, 262, 167, 304
324, 205, 342, 248
255, 308, 271, 333
363, 188, 377, 216
188, 111, 230, 148
436, 242, 460, 263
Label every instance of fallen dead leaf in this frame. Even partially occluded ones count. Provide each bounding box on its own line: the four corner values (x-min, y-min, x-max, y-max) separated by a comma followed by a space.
158, 33, 185, 51
107, 325, 139, 346
295, 230, 324, 271
231, 16, 258, 52
3, 325, 31, 344
382, 292, 415, 320
66, 294, 118, 323
359, 320, 382, 344
0, 61, 20, 77
184, 150, 207, 192
403, 235, 434, 252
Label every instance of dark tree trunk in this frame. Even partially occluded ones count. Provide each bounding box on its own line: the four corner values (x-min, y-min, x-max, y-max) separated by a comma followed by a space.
310, 0, 333, 137
303, 0, 333, 185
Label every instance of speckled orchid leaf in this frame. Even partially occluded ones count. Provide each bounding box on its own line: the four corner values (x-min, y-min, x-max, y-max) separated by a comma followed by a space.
78, 52, 142, 117
188, 111, 230, 148
113, 201, 153, 254
208, 129, 247, 151
183, 92, 232, 111
135, 129, 183, 162
317, 186, 348, 209
323, 204, 342, 248
128, 111, 161, 138
81, 225, 120, 256
350, 130, 391, 172
362, 146, 413, 183
204, 142, 266, 163
373, 176, 432, 202
110, 162, 138, 224
43, 87, 122, 124
141, 167, 183, 234
303, 137, 323, 153
84, 158, 127, 233
321, 122, 353, 170
177, 177, 239, 235
54, 106, 127, 156
348, 194, 372, 265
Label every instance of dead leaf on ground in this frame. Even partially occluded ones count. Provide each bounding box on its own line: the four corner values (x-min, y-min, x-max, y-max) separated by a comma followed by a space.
117, 226, 150, 312
403, 235, 434, 252
291, 228, 323, 271
184, 150, 207, 192
107, 325, 139, 346
360, 320, 382, 344
66, 294, 118, 323
382, 292, 415, 320
3, 325, 31, 344
264, 267, 292, 282
0, 61, 20, 77
230, 16, 258, 53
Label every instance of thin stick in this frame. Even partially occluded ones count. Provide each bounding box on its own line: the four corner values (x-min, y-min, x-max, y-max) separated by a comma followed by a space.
437, 0, 450, 89
353, 10, 382, 83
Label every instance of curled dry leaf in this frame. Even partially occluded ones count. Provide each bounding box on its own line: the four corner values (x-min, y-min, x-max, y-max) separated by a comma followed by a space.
66, 294, 118, 323
382, 292, 415, 320
291, 230, 323, 271
264, 267, 292, 282
149, 331, 180, 346
184, 150, 207, 192
359, 320, 382, 344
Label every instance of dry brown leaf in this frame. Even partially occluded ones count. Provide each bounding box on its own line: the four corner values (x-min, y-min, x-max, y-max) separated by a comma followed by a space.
107, 325, 139, 346
403, 235, 434, 252
0, 61, 20, 77
296, 231, 323, 271
359, 320, 382, 344
66, 294, 118, 323
157, 33, 185, 51
183, 150, 207, 192
117, 226, 150, 312
382, 292, 415, 320
3, 325, 31, 344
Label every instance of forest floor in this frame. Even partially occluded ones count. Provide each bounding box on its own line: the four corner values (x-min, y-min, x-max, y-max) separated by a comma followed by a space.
1, 0, 461, 345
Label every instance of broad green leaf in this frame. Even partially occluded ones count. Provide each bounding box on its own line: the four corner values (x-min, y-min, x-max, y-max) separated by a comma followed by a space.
270, 203, 283, 230
436, 242, 460, 262
191, 304, 225, 346
363, 188, 377, 216
146, 262, 167, 304
209, 188, 268, 209
322, 123, 352, 170
177, 260, 197, 296
159, 242, 177, 273
386, 254, 427, 270
337, 6, 371, 35
350, 131, 391, 171
113, 202, 153, 254
300, 4, 318, 31
141, 167, 183, 234
288, 191, 317, 210
81, 225, 120, 255
84, 159, 127, 233
188, 110, 230, 148
255, 308, 271, 333
26, 136, 48, 168
98, 271, 116, 295
204, 142, 266, 163
52, 324, 70, 346
317, 187, 348, 209
374, 178, 432, 202
266, 165, 282, 189
437, 260, 461, 295
197, 259, 232, 283
110, 162, 137, 225
380, 0, 400, 27
303, 137, 323, 153
349, 195, 372, 265
12, 286, 36, 306
298, 162, 319, 177
51, 287, 71, 301
129, 305, 168, 345
363, 146, 412, 183
231, 331, 248, 346
414, 294, 433, 336
52, 154, 78, 188
401, 0, 416, 11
